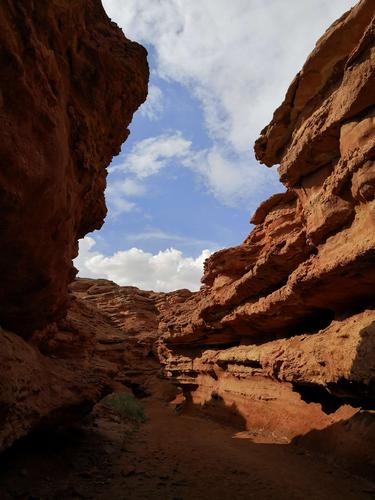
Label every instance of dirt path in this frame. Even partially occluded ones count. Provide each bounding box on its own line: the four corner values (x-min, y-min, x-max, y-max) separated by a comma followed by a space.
109, 399, 375, 500
1, 397, 374, 500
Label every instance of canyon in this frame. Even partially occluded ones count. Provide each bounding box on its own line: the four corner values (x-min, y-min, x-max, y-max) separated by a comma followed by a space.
0, 0, 374, 498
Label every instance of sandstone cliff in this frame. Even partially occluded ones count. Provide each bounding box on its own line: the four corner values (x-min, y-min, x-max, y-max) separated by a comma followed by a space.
0, 0, 148, 337
155, 0, 375, 450
70, 278, 190, 400
0, 0, 148, 451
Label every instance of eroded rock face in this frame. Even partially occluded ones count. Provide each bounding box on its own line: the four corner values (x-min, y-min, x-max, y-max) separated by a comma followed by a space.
158, 311, 375, 441
0, 0, 148, 336
0, 0, 148, 450
1, 299, 119, 451
70, 278, 191, 400
157, 0, 375, 446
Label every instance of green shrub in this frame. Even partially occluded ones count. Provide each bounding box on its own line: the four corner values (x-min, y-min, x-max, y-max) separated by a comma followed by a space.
101, 393, 146, 423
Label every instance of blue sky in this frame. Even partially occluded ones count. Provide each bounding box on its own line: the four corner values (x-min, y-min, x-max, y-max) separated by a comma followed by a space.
75, 0, 356, 291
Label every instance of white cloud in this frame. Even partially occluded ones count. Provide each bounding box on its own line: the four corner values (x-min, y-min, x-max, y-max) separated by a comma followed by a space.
126, 229, 217, 248
74, 236, 211, 292
106, 133, 193, 215
184, 145, 279, 207
140, 84, 164, 120
103, 0, 356, 152
116, 178, 145, 196
102, 0, 355, 210
109, 131, 278, 208
105, 178, 145, 216
113, 132, 191, 178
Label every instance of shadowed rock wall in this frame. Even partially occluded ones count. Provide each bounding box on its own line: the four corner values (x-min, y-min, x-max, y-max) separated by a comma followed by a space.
0, 0, 148, 336
0, 0, 148, 450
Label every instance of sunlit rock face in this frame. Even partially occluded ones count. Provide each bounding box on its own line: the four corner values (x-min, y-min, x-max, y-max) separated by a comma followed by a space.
0, 0, 148, 451
157, 0, 375, 447
0, 0, 148, 336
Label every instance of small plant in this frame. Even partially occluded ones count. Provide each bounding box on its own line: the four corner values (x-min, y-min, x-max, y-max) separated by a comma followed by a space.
101, 393, 146, 423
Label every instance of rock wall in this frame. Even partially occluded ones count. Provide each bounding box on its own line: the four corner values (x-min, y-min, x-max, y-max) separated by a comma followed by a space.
1, 298, 120, 451
0, 0, 148, 336
157, 0, 375, 447
70, 278, 191, 400
0, 0, 148, 450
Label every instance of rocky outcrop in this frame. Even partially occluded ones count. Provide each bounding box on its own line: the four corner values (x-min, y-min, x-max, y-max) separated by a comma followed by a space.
158, 310, 375, 442
0, 1, 148, 450
1, 299, 119, 451
157, 0, 375, 448
70, 278, 190, 400
0, 0, 148, 336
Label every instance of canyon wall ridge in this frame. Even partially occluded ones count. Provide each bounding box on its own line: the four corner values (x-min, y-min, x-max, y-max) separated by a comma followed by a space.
0, 0, 149, 450
0, 0, 148, 336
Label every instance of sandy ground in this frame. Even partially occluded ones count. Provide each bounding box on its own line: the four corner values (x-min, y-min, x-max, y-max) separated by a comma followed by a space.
0, 397, 374, 500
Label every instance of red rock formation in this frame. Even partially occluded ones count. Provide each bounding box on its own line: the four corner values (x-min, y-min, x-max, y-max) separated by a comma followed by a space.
0, 1, 148, 451
70, 278, 190, 400
64, 274, 375, 476
1, 0, 374, 474
0, 0, 148, 336
156, 0, 375, 450
158, 310, 375, 441
1, 299, 119, 451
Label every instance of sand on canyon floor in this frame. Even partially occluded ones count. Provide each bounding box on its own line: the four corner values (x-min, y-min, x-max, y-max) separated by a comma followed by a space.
0, 396, 374, 500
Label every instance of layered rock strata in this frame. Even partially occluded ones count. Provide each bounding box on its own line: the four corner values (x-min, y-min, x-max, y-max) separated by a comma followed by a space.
158, 310, 375, 441
157, 0, 375, 447
0, 0, 148, 450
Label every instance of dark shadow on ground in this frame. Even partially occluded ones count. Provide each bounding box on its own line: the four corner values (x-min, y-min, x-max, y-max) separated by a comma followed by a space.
182, 390, 247, 430
291, 410, 375, 480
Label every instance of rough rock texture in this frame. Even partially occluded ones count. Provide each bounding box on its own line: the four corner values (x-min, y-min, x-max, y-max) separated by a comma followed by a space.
156, 0, 375, 455
58, 274, 375, 480
158, 310, 375, 442
70, 278, 190, 400
0, 1, 148, 450
0, 0, 148, 336
0, 299, 118, 451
